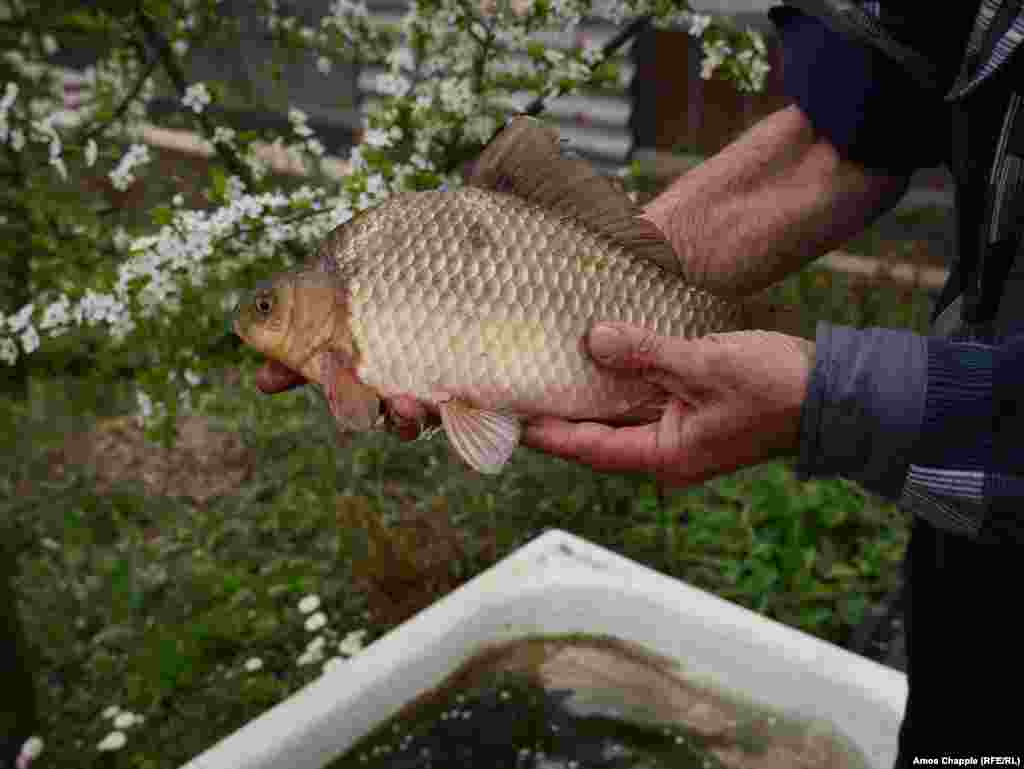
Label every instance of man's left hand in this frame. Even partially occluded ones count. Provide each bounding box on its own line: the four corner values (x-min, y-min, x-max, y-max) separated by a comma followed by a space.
523, 323, 815, 486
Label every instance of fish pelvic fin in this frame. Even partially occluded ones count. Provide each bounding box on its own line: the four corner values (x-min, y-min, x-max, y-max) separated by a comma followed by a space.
321, 349, 380, 433
468, 116, 683, 276
438, 398, 521, 475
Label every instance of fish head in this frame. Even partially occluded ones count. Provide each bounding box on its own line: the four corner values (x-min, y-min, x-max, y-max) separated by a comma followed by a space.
232, 269, 347, 385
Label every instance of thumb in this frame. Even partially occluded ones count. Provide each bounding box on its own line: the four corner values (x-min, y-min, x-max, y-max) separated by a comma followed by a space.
587, 322, 678, 372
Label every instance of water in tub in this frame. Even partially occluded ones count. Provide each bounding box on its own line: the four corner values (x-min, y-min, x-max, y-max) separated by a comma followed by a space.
324, 634, 870, 769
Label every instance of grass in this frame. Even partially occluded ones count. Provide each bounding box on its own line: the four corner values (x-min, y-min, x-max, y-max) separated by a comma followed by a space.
1, 262, 929, 768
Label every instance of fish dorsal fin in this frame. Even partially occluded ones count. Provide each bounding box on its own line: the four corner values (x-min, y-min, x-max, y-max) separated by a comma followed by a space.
469, 116, 682, 275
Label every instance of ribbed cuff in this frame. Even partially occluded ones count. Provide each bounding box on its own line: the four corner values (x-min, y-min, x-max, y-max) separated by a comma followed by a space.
915, 339, 994, 471
797, 322, 928, 499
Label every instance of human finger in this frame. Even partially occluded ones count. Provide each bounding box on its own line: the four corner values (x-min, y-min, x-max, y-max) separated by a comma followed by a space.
382, 395, 438, 441
522, 417, 661, 474
587, 323, 718, 388
255, 359, 307, 393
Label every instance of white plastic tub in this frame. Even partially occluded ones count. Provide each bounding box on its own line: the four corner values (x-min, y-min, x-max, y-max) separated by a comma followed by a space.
181, 529, 908, 769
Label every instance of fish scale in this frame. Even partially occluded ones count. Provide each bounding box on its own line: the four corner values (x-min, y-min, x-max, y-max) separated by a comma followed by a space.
327, 186, 743, 419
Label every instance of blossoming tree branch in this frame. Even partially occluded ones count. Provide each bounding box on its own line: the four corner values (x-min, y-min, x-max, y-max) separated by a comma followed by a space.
0, 0, 769, 443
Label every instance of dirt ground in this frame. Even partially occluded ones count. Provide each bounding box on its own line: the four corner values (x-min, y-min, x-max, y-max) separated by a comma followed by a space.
46, 410, 255, 505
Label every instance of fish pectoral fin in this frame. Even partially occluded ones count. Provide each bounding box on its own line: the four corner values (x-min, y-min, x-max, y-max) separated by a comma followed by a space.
438, 399, 521, 475
320, 350, 380, 432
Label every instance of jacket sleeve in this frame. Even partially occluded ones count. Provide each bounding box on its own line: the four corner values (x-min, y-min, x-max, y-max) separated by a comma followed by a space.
797, 324, 1024, 543
898, 334, 1024, 543
796, 323, 928, 499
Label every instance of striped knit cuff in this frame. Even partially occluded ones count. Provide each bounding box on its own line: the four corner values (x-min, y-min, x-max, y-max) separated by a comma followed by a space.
796, 322, 928, 498
900, 339, 995, 537
915, 339, 994, 471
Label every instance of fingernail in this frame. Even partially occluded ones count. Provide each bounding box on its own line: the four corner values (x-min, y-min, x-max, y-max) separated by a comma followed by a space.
589, 324, 627, 364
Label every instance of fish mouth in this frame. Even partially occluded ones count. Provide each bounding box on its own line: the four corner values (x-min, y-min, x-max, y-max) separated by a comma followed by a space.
255, 358, 308, 393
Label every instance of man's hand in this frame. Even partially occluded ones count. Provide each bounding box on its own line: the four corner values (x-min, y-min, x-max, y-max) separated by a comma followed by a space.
523, 323, 814, 486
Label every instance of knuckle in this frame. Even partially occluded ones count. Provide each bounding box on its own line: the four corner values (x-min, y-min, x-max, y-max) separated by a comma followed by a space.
635, 329, 662, 366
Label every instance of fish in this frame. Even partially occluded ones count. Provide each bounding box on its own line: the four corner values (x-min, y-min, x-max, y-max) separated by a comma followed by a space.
233, 116, 791, 474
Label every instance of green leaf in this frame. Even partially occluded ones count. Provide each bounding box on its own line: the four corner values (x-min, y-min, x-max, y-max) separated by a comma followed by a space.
210, 166, 227, 201
152, 204, 173, 226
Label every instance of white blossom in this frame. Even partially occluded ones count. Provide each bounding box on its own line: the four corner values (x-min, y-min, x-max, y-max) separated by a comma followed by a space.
701, 39, 731, 80
365, 173, 386, 197
109, 143, 150, 191
173, 39, 189, 56
19, 737, 43, 760
327, 204, 354, 228
328, 0, 368, 22
40, 295, 71, 335
316, 56, 332, 75
304, 611, 327, 632
543, 49, 564, 66
19, 325, 39, 354
182, 82, 211, 113
749, 27, 767, 55
8, 303, 34, 333
213, 126, 236, 145
438, 77, 474, 115
225, 175, 246, 201
689, 13, 712, 37
288, 107, 313, 137
50, 156, 68, 180
386, 47, 414, 71
376, 72, 411, 97
244, 657, 264, 672
349, 145, 367, 171
31, 115, 65, 179
112, 227, 131, 251
363, 127, 392, 148
581, 41, 602, 66
42, 34, 58, 55
85, 138, 98, 167
16, 736, 43, 769
322, 656, 346, 675
0, 81, 17, 144
113, 712, 139, 729
97, 731, 127, 752
297, 635, 326, 666
294, 593, 317, 618
306, 137, 325, 156
338, 629, 368, 656
0, 338, 17, 365
136, 390, 155, 421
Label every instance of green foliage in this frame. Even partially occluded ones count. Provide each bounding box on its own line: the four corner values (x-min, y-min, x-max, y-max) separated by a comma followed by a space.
5, 356, 910, 766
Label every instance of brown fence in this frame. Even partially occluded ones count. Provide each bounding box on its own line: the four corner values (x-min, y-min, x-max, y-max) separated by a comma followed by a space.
629, 22, 789, 156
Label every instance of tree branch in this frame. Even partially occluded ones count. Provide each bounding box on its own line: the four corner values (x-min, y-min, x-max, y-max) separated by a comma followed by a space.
80, 53, 159, 145
135, 8, 256, 189
134, 5, 307, 261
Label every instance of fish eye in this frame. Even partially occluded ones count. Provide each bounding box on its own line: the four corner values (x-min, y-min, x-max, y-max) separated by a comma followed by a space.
255, 295, 273, 316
